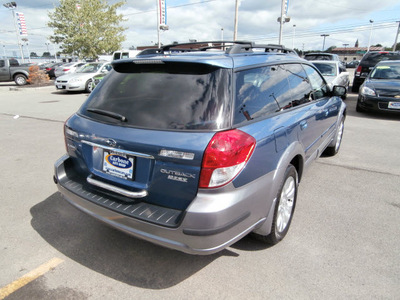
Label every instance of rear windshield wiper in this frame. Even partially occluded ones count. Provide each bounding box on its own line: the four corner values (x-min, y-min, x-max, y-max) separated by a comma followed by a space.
86, 108, 127, 122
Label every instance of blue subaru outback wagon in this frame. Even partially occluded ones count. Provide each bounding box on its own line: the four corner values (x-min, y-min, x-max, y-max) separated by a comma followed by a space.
54, 41, 346, 254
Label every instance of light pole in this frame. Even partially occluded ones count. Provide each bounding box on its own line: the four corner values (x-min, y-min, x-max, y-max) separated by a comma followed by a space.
292, 24, 296, 49
393, 21, 400, 51
45, 42, 50, 61
52, 43, 57, 62
221, 28, 224, 41
233, 0, 239, 41
156, 0, 168, 48
321, 34, 329, 51
278, 0, 290, 45
3, 2, 24, 62
367, 20, 374, 52
343, 43, 349, 61
26, 42, 30, 62
22, 37, 30, 62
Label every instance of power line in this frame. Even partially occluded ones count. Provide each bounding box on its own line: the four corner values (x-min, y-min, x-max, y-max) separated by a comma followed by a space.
122, 0, 216, 16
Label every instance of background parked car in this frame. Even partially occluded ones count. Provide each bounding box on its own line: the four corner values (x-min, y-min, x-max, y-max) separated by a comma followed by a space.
55, 62, 112, 92
89, 72, 109, 91
0, 58, 30, 85
54, 62, 85, 78
42, 62, 64, 79
346, 60, 359, 68
311, 60, 350, 99
352, 51, 400, 92
357, 60, 400, 113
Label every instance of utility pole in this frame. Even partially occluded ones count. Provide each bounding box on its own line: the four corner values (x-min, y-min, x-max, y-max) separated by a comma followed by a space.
278, 0, 290, 45
233, 0, 239, 41
367, 20, 374, 52
393, 21, 400, 51
292, 24, 296, 49
3, 2, 24, 62
156, 0, 160, 48
343, 43, 349, 61
321, 34, 329, 51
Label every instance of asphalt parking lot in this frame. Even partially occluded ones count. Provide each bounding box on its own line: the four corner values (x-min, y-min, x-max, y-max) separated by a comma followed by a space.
0, 80, 399, 299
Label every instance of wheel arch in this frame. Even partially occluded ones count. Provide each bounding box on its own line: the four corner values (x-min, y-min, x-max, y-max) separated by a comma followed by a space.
13, 72, 28, 80
252, 143, 304, 236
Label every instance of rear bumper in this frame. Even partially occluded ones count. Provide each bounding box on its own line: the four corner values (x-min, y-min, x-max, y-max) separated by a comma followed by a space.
54, 154, 270, 255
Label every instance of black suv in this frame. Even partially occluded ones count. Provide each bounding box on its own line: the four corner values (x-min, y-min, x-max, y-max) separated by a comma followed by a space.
352, 51, 400, 92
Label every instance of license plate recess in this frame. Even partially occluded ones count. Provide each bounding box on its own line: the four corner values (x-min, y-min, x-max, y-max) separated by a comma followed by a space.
102, 150, 134, 180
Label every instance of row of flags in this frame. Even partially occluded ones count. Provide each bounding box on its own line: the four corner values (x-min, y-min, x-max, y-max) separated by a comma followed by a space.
15, 12, 28, 36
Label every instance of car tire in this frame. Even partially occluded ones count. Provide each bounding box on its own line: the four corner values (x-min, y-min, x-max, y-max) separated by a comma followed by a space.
14, 74, 27, 86
356, 101, 365, 113
85, 79, 93, 93
324, 117, 344, 156
255, 164, 298, 245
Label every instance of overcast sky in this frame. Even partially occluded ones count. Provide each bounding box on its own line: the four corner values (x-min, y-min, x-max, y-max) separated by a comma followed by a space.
1, 0, 400, 58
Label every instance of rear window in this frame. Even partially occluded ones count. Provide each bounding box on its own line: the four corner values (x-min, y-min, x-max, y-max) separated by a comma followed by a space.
9, 59, 19, 67
79, 62, 232, 130
313, 62, 337, 76
304, 54, 334, 61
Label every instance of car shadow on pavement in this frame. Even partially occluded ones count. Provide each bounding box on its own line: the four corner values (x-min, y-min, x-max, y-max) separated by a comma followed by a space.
51, 91, 88, 95
30, 192, 242, 288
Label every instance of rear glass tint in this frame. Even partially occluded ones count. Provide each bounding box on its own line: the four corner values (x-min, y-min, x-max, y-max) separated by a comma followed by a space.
304, 54, 334, 61
79, 62, 232, 130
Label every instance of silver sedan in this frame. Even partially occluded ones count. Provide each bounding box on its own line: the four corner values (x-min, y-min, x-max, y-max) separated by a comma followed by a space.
55, 62, 112, 93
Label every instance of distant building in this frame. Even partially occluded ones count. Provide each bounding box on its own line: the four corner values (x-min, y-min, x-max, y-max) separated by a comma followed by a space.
331, 46, 384, 62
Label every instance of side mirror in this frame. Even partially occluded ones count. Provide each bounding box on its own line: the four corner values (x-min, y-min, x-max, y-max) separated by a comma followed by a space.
332, 85, 346, 97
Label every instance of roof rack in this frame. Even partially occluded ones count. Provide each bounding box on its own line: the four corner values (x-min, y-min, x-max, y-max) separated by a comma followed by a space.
159, 41, 297, 55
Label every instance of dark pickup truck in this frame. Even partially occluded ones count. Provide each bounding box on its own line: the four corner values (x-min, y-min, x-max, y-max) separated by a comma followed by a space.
0, 58, 30, 85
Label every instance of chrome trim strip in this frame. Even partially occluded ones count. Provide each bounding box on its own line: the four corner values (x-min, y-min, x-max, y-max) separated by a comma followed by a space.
82, 140, 154, 159
87, 176, 148, 198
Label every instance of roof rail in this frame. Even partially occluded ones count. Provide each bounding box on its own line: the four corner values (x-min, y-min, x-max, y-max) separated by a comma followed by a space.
226, 43, 297, 55
159, 41, 297, 55
160, 41, 253, 53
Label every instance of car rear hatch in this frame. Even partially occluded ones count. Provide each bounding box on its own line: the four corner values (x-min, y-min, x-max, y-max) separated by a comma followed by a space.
61, 59, 232, 223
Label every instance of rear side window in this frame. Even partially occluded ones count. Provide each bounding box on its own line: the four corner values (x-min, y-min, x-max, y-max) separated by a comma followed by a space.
80, 62, 232, 131
234, 64, 313, 124
9, 59, 19, 67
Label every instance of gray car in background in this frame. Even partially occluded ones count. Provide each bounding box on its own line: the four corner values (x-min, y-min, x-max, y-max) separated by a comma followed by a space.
54, 62, 86, 78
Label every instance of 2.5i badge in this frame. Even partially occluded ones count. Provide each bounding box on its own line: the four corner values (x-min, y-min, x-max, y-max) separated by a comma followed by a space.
103, 151, 134, 179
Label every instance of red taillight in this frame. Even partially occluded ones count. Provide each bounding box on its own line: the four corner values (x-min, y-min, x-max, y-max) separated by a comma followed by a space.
46, 67, 51, 71
199, 129, 256, 188
63, 68, 70, 72
355, 65, 362, 75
